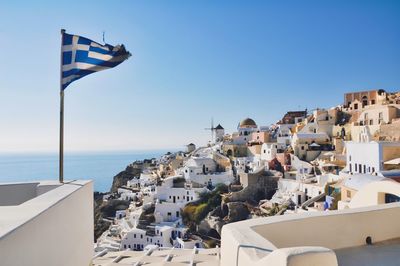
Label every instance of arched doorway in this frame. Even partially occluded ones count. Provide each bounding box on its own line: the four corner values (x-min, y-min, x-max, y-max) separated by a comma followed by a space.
362, 96, 368, 108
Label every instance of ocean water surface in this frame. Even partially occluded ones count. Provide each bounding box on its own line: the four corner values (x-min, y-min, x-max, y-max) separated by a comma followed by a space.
0, 151, 168, 192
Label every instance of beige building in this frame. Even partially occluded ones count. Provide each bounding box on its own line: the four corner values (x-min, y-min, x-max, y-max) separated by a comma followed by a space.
291, 132, 331, 161
340, 174, 385, 203
357, 105, 400, 126
222, 143, 248, 158
247, 143, 262, 156
344, 89, 387, 110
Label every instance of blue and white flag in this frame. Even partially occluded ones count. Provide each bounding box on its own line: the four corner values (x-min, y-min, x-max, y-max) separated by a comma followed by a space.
61, 31, 131, 90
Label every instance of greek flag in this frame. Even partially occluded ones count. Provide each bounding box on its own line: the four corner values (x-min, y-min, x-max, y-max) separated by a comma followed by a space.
61, 31, 131, 90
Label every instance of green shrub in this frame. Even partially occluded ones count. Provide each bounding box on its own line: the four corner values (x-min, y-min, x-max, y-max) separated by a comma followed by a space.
194, 203, 209, 223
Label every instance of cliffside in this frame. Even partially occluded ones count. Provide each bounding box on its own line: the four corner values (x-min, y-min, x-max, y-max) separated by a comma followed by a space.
94, 160, 148, 241
110, 161, 144, 192
93, 192, 111, 241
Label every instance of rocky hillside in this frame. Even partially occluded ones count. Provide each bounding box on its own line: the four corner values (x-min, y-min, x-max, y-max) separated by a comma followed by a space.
94, 159, 153, 241
93, 192, 131, 241
93, 192, 111, 241
110, 161, 144, 192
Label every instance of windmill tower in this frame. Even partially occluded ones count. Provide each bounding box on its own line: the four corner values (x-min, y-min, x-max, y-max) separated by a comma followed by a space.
204, 118, 216, 143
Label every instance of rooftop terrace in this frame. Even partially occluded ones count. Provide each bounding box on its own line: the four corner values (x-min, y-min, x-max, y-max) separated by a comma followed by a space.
93, 247, 220, 266
1, 179, 399, 266
0, 180, 93, 266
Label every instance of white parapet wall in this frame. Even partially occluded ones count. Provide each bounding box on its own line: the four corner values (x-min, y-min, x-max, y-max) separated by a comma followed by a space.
221, 202, 400, 266
0, 180, 93, 266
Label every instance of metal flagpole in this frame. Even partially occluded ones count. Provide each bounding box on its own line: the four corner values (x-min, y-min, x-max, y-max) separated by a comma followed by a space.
59, 29, 66, 183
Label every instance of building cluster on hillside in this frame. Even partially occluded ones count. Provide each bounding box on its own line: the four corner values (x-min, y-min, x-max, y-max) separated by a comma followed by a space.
96, 143, 235, 252
95, 89, 400, 260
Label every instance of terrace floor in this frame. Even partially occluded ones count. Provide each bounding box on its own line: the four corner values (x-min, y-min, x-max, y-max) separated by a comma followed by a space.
335, 238, 400, 266
93, 247, 220, 266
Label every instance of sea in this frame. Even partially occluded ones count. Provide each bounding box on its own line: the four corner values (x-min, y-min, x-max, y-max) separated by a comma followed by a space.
0, 150, 169, 192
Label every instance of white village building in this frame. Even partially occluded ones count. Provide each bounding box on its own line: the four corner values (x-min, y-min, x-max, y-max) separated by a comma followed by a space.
120, 219, 201, 251
182, 156, 234, 186
345, 140, 400, 176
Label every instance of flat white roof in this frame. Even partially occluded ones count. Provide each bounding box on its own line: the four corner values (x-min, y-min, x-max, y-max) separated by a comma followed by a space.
0, 180, 91, 239
343, 174, 385, 190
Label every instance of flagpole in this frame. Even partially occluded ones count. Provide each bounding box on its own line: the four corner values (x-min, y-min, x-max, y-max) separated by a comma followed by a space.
59, 29, 65, 183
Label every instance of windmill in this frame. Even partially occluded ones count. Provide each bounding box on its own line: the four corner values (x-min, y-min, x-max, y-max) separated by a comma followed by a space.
204, 118, 216, 143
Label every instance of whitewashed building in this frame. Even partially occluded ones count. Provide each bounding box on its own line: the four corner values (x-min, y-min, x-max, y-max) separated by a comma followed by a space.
232, 118, 258, 145
182, 157, 234, 186
345, 141, 400, 175
120, 220, 200, 251
276, 124, 293, 146
260, 143, 286, 161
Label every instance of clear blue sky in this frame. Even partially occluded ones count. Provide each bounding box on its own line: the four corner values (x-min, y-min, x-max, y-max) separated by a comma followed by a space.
1, 0, 399, 152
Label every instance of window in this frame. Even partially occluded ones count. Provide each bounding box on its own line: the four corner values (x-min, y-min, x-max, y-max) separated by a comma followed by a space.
347, 190, 351, 198
134, 234, 136, 238
385, 193, 400, 203
349, 163, 352, 172
141, 234, 143, 239
349, 156, 352, 161
363, 165, 366, 173
379, 112, 383, 124
176, 211, 180, 217
168, 212, 171, 216
354, 103, 358, 110
371, 99, 375, 105
263, 150, 266, 153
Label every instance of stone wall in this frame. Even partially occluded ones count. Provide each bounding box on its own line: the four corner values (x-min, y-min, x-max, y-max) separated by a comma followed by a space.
377, 121, 400, 141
